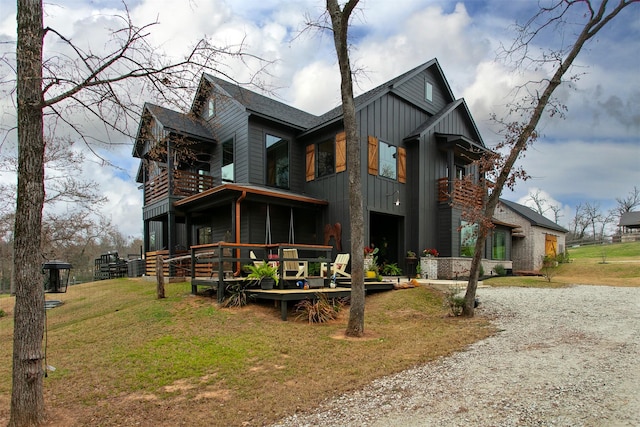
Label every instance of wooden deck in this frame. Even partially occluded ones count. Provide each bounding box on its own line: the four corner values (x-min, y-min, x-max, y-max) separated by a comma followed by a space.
191, 278, 394, 320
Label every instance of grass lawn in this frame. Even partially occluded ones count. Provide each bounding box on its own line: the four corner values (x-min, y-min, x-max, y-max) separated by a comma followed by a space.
485, 241, 640, 288
0, 280, 492, 426
1, 241, 636, 426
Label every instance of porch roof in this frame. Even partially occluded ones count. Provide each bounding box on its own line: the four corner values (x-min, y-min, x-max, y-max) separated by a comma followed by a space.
174, 183, 329, 211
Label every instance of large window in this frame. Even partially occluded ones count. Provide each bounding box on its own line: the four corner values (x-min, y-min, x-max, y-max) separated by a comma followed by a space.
317, 139, 335, 177
266, 133, 289, 189
492, 230, 507, 260
460, 221, 478, 257
379, 141, 397, 179
221, 138, 234, 182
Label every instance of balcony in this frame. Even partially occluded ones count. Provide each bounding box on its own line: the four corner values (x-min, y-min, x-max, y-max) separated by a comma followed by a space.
437, 177, 483, 208
145, 169, 214, 205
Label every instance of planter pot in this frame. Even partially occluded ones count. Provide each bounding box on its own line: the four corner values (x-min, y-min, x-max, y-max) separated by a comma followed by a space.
260, 278, 275, 290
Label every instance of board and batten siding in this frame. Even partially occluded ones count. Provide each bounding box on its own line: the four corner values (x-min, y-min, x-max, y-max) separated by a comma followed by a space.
204, 90, 249, 184
392, 67, 449, 115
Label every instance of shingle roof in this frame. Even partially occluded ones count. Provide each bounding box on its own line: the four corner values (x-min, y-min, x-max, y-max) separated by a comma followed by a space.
204, 74, 319, 130
500, 199, 568, 233
145, 103, 214, 141
619, 211, 640, 227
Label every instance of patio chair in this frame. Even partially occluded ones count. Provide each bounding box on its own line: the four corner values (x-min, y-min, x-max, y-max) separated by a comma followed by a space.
282, 248, 308, 279
320, 253, 350, 278
249, 251, 264, 267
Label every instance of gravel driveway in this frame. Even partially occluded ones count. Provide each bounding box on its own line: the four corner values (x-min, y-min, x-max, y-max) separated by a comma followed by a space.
272, 285, 640, 427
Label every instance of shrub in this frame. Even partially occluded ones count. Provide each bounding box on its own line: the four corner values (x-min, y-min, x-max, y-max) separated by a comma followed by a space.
222, 282, 252, 308
295, 293, 346, 323
381, 262, 402, 276
494, 264, 506, 276
0, 308, 5, 318
443, 286, 465, 317
541, 255, 558, 282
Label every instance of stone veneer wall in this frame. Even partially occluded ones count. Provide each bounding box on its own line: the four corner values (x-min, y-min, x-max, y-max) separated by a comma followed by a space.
429, 257, 513, 280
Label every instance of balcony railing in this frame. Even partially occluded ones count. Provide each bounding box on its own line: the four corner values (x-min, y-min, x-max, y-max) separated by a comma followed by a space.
145, 169, 214, 205
437, 177, 483, 208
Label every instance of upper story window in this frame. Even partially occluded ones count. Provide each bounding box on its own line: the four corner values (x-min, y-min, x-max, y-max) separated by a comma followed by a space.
379, 141, 397, 180
207, 97, 215, 118
317, 139, 335, 177
266, 133, 289, 189
306, 132, 346, 182
425, 81, 433, 102
367, 135, 405, 183
221, 138, 234, 182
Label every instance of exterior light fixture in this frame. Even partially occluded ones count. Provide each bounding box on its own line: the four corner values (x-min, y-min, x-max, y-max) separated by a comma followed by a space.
387, 189, 400, 206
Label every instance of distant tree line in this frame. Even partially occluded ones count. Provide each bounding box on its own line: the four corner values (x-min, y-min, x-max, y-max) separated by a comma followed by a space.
0, 138, 143, 292
525, 186, 639, 243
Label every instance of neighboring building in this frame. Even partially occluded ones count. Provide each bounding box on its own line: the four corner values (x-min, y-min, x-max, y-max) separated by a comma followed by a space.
618, 211, 640, 242
493, 199, 568, 272
132, 59, 522, 279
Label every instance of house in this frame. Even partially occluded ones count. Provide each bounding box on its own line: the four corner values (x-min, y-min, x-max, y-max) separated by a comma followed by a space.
617, 211, 640, 242
493, 199, 568, 272
132, 58, 520, 280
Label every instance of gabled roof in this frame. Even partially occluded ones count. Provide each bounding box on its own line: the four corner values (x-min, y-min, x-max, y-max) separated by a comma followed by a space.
146, 103, 214, 141
307, 59, 449, 132
203, 74, 319, 130
619, 211, 640, 227
132, 103, 214, 157
500, 199, 568, 233
404, 98, 485, 147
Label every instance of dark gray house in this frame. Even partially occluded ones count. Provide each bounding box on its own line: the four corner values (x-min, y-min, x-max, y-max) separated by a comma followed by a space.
133, 58, 508, 279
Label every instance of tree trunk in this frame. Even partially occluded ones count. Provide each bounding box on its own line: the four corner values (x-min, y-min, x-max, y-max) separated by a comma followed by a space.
11, 0, 46, 425
327, 0, 364, 337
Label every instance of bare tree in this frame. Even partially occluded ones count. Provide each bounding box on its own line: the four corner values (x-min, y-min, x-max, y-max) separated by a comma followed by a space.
8, 0, 262, 424
461, 0, 638, 317
326, 0, 365, 337
526, 189, 549, 215
584, 201, 603, 240
615, 186, 640, 215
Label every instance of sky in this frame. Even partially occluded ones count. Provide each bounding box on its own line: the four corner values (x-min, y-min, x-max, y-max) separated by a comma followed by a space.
0, 0, 638, 240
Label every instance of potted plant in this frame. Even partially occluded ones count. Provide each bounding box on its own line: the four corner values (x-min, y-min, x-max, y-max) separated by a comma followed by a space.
406, 250, 417, 259
245, 262, 279, 290
366, 257, 379, 279
364, 244, 379, 272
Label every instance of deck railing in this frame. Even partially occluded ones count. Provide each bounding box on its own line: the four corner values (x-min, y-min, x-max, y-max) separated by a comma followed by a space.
144, 169, 214, 205
437, 177, 483, 208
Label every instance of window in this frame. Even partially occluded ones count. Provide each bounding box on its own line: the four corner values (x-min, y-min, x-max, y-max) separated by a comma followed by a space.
207, 97, 215, 118
379, 141, 397, 179
492, 230, 507, 260
461, 221, 478, 257
221, 138, 234, 182
317, 139, 335, 177
266, 133, 289, 189
425, 81, 433, 102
